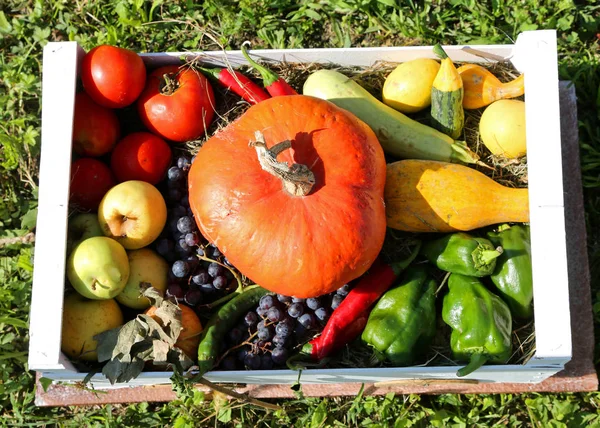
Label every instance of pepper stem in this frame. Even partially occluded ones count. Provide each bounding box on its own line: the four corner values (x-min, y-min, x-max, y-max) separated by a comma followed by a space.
433, 43, 449, 60
457, 353, 488, 377
241, 42, 279, 87
249, 131, 315, 197
390, 240, 422, 276
197, 66, 222, 81
479, 246, 504, 265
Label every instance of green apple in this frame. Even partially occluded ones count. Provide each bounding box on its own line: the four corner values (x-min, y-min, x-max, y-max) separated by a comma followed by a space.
67, 236, 130, 299
116, 248, 169, 310
67, 213, 103, 254
98, 180, 167, 250
61, 292, 124, 361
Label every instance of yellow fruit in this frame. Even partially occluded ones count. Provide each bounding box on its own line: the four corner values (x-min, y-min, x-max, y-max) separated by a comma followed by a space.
61, 293, 124, 361
479, 100, 527, 159
116, 248, 169, 310
382, 58, 441, 113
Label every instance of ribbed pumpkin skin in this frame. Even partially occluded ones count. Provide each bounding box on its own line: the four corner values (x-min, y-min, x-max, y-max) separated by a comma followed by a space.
188, 95, 387, 298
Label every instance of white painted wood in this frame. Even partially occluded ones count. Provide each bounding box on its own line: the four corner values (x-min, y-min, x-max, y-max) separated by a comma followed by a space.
28, 32, 572, 386
39, 363, 558, 389
28, 42, 84, 373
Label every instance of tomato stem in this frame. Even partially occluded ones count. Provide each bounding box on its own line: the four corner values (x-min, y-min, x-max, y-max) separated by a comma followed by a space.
160, 73, 179, 95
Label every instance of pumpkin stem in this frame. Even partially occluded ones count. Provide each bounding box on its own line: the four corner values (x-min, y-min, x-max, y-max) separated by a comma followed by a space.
249, 131, 315, 197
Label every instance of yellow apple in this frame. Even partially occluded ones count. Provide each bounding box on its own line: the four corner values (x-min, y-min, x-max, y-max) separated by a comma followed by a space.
98, 180, 167, 250
61, 292, 124, 361
116, 248, 169, 309
67, 236, 130, 299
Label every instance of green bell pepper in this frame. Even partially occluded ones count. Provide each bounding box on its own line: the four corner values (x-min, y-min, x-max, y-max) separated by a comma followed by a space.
361, 265, 437, 366
442, 273, 512, 377
421, 232, 503, 277
486, 224, 533, 319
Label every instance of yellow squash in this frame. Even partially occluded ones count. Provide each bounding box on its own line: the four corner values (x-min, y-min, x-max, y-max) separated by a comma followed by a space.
458, 64, 525, 110
382, 58, 440, 113
479, 99, 527, 159
385, 159, 529, 233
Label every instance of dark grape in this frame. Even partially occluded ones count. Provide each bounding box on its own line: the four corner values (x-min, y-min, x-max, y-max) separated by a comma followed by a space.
169, 218, 180, 233
257, 326, 273, 341
271, 347, 288, 365
178, 239, 191, 254
177, 156, 191, 171
244, 353, 261, 370
184, 289, 203, 306
221, 355, 237, 370
184, 232, 199, 247
256, 306, 267, 318
168, 188, 183, 202
298, 313, 315, 329
207, 262, 224, 278
260, 354, 273, 369
177, 216, 194, 234
171, 260, 189, 278
171, 205, 187, 218
294, 323, 307, 337
228, 327, 243, 344
255, 339, 268, 349
196, 247, 205, 257
337, 284, 350, 296
166, 283, 184, 299
211, 246, 222, 257
259, 294, 276, 310
168, 166, 184, 182
191, 154, 197, 163
242, 312, 257, 328
266, 306, 283, 323
237, 347, 248, 361
156, 238, 174, 257
180, 194, 189, 207
277, 294, 292, 305
192, 271, 210, 285
224, 257, 234, 267
200, 283, 215, 294
257, 320, 268, 330
288, 302, 304, 318
275, 321, 291, 338
272, 334, 286, 348
292, 297, 305, 303
306, 297, 321, 310
314, 307, 328, 322
185, 255, 199, 269
213, 275, 228, 290
331, 294, 344, 310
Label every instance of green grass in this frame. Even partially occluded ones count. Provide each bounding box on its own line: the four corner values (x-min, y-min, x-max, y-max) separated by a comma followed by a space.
1, 0, 600, 426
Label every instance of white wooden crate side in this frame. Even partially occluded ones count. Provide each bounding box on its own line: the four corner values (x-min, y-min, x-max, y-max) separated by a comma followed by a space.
516, 30, 572, 364
40, 364, 557, 389
28, 42, 83, 371
139, 44, 516, 69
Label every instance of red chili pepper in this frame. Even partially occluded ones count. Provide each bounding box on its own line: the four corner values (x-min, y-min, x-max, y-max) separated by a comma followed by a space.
288, 241, 422, 367
198, 66, 270, 104
241, 44, 298, 97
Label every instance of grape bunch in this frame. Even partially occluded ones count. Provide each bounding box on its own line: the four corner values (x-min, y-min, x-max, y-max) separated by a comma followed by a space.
154, 154, 239, 307
218, 283, 353, 371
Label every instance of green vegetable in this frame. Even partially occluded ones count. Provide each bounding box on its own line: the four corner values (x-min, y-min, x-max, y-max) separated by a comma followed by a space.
302, 69, 479, 164
197, 285, 268, 375
431, 44, 465, 139
421, 232, 503, 277
486, 223, 534, 319
361, 265, 437, 366
442, 273, 512, 377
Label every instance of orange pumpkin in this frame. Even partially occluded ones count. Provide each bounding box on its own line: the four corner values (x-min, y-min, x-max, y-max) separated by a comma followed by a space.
188, 95, 387, 298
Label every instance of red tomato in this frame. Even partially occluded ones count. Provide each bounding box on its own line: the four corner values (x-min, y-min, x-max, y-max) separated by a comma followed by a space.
72, 92, 120, 157
110, 132, 172, 184
70, 158, 116, 211
137, 65, 216, 142
81, 45, 146, 109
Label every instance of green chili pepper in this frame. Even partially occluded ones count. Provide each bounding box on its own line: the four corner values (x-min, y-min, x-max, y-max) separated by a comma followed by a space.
197, 285, 268, 376
442, 273, 512, 377
361, 264, 437, 366
421, 232, 503, 277
486, 224, 533, 319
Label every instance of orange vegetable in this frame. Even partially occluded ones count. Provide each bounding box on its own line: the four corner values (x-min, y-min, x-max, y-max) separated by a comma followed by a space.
458, 64, 524, 110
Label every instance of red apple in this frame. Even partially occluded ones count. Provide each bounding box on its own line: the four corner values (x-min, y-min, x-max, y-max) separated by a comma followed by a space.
72, 92, 121, 157
70, 158, 116, 211
110, 132, 172, 184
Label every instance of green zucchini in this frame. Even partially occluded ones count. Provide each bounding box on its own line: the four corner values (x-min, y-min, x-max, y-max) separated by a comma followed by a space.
431, 44, 465, 139
302, 69, 478, 165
